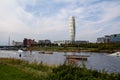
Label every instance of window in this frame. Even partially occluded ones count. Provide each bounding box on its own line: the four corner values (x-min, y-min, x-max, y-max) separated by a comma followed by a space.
114, 35, 117, 37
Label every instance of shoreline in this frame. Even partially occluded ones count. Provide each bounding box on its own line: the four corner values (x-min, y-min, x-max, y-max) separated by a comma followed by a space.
1, 47, 119, 53
29, 48, 119, 53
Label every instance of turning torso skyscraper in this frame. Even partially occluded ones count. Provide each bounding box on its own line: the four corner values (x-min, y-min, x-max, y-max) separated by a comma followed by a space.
69, 16, 75, 42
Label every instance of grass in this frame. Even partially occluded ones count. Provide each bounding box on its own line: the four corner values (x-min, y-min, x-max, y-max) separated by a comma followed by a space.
0, 58, 120, 80
0, 58, 52, 80
29, 46, 104, 52
29, 46, 85, 52
0, 63, 38, 80
30, 43, 120, 53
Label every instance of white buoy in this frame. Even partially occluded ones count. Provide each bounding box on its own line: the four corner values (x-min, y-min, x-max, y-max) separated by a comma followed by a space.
18, 49, 23, 57
18, 49, 23, 53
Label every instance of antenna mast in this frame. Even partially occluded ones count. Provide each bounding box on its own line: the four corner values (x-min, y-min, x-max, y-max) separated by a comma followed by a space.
8, 35, 10, 46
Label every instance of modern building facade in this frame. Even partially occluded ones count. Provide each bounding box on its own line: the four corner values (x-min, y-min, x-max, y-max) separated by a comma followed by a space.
69, 16, 75, 42
97, 33, 120, 43
75, 41, 89, 44
110, 34, 120, 43
97, 37, 105, 43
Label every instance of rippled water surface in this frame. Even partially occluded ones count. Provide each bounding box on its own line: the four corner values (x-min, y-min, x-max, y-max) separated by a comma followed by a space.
0, 50, 120, 73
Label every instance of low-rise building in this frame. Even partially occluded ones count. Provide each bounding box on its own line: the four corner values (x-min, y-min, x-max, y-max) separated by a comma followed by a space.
23, 38, 36, 47
97, 37, 105, 43
54, 40, 71, 45
110, 34, 120, 43
12, 40, 23, 46
104, 35, 110, 43
54, 40, 89, 45
97, 33, 120, 43
38, 39, 51, 44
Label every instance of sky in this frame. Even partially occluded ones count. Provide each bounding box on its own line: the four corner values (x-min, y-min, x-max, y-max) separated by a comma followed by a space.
0, 0, 120, 45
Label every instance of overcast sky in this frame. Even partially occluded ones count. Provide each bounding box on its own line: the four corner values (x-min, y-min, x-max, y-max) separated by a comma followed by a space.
0, 0, 120, 45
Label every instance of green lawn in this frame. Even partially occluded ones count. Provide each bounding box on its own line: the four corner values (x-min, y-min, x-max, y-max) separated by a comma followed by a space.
0, 63, 37, 80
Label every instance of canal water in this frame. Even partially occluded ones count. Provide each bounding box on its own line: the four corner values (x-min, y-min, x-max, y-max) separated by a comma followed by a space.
0, 50, 120, 73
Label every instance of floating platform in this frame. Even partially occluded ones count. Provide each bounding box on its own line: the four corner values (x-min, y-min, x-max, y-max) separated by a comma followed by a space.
68, 59, 81, 62
39, 51, 53, 54
66, 55, 90, 60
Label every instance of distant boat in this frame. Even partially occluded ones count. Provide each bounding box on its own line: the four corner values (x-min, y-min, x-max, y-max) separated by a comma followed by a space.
109, 52, 120, 57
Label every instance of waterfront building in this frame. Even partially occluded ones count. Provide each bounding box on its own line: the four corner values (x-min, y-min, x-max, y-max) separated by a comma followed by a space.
54, 40, 89, 45
23, 38, 35, 47
23, 38, 27, 47
54, 40, 71, 46
97, 37, 105, 43
97, 33, 120, 43
104, 35, 110, 43
110, 34, 120, 43
69, 16, 75, 42
12, 40, 23, 46
38, 39, 51, 44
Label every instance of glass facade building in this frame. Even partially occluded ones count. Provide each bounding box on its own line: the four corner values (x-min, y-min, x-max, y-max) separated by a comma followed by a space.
110, 34, 120, 43
97, 34, 120, 43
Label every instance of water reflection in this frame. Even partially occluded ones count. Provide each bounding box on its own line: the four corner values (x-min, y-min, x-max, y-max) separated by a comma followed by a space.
0, 50, 120, 73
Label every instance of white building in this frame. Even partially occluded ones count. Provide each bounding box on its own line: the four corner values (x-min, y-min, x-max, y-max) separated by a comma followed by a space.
12, 40, 23, 46
54, 40, 71, 46
69, 16, 75, 42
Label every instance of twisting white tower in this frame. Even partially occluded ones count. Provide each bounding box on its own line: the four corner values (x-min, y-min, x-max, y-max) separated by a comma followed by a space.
69, 16, 75, 42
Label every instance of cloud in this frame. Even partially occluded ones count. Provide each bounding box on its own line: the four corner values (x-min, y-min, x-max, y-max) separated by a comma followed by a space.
0, 0, 120, 45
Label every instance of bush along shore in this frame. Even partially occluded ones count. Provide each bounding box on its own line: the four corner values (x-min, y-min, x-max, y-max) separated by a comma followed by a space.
28, 43, 120, 53
0, 58, 120, 80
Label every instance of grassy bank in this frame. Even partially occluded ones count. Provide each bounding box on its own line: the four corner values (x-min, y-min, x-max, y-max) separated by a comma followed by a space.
29, 46, 117, 53
0, 63, 37, 80
0, 58, 120, 80
29, 43, 120, 53
0, 58, 52, 80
